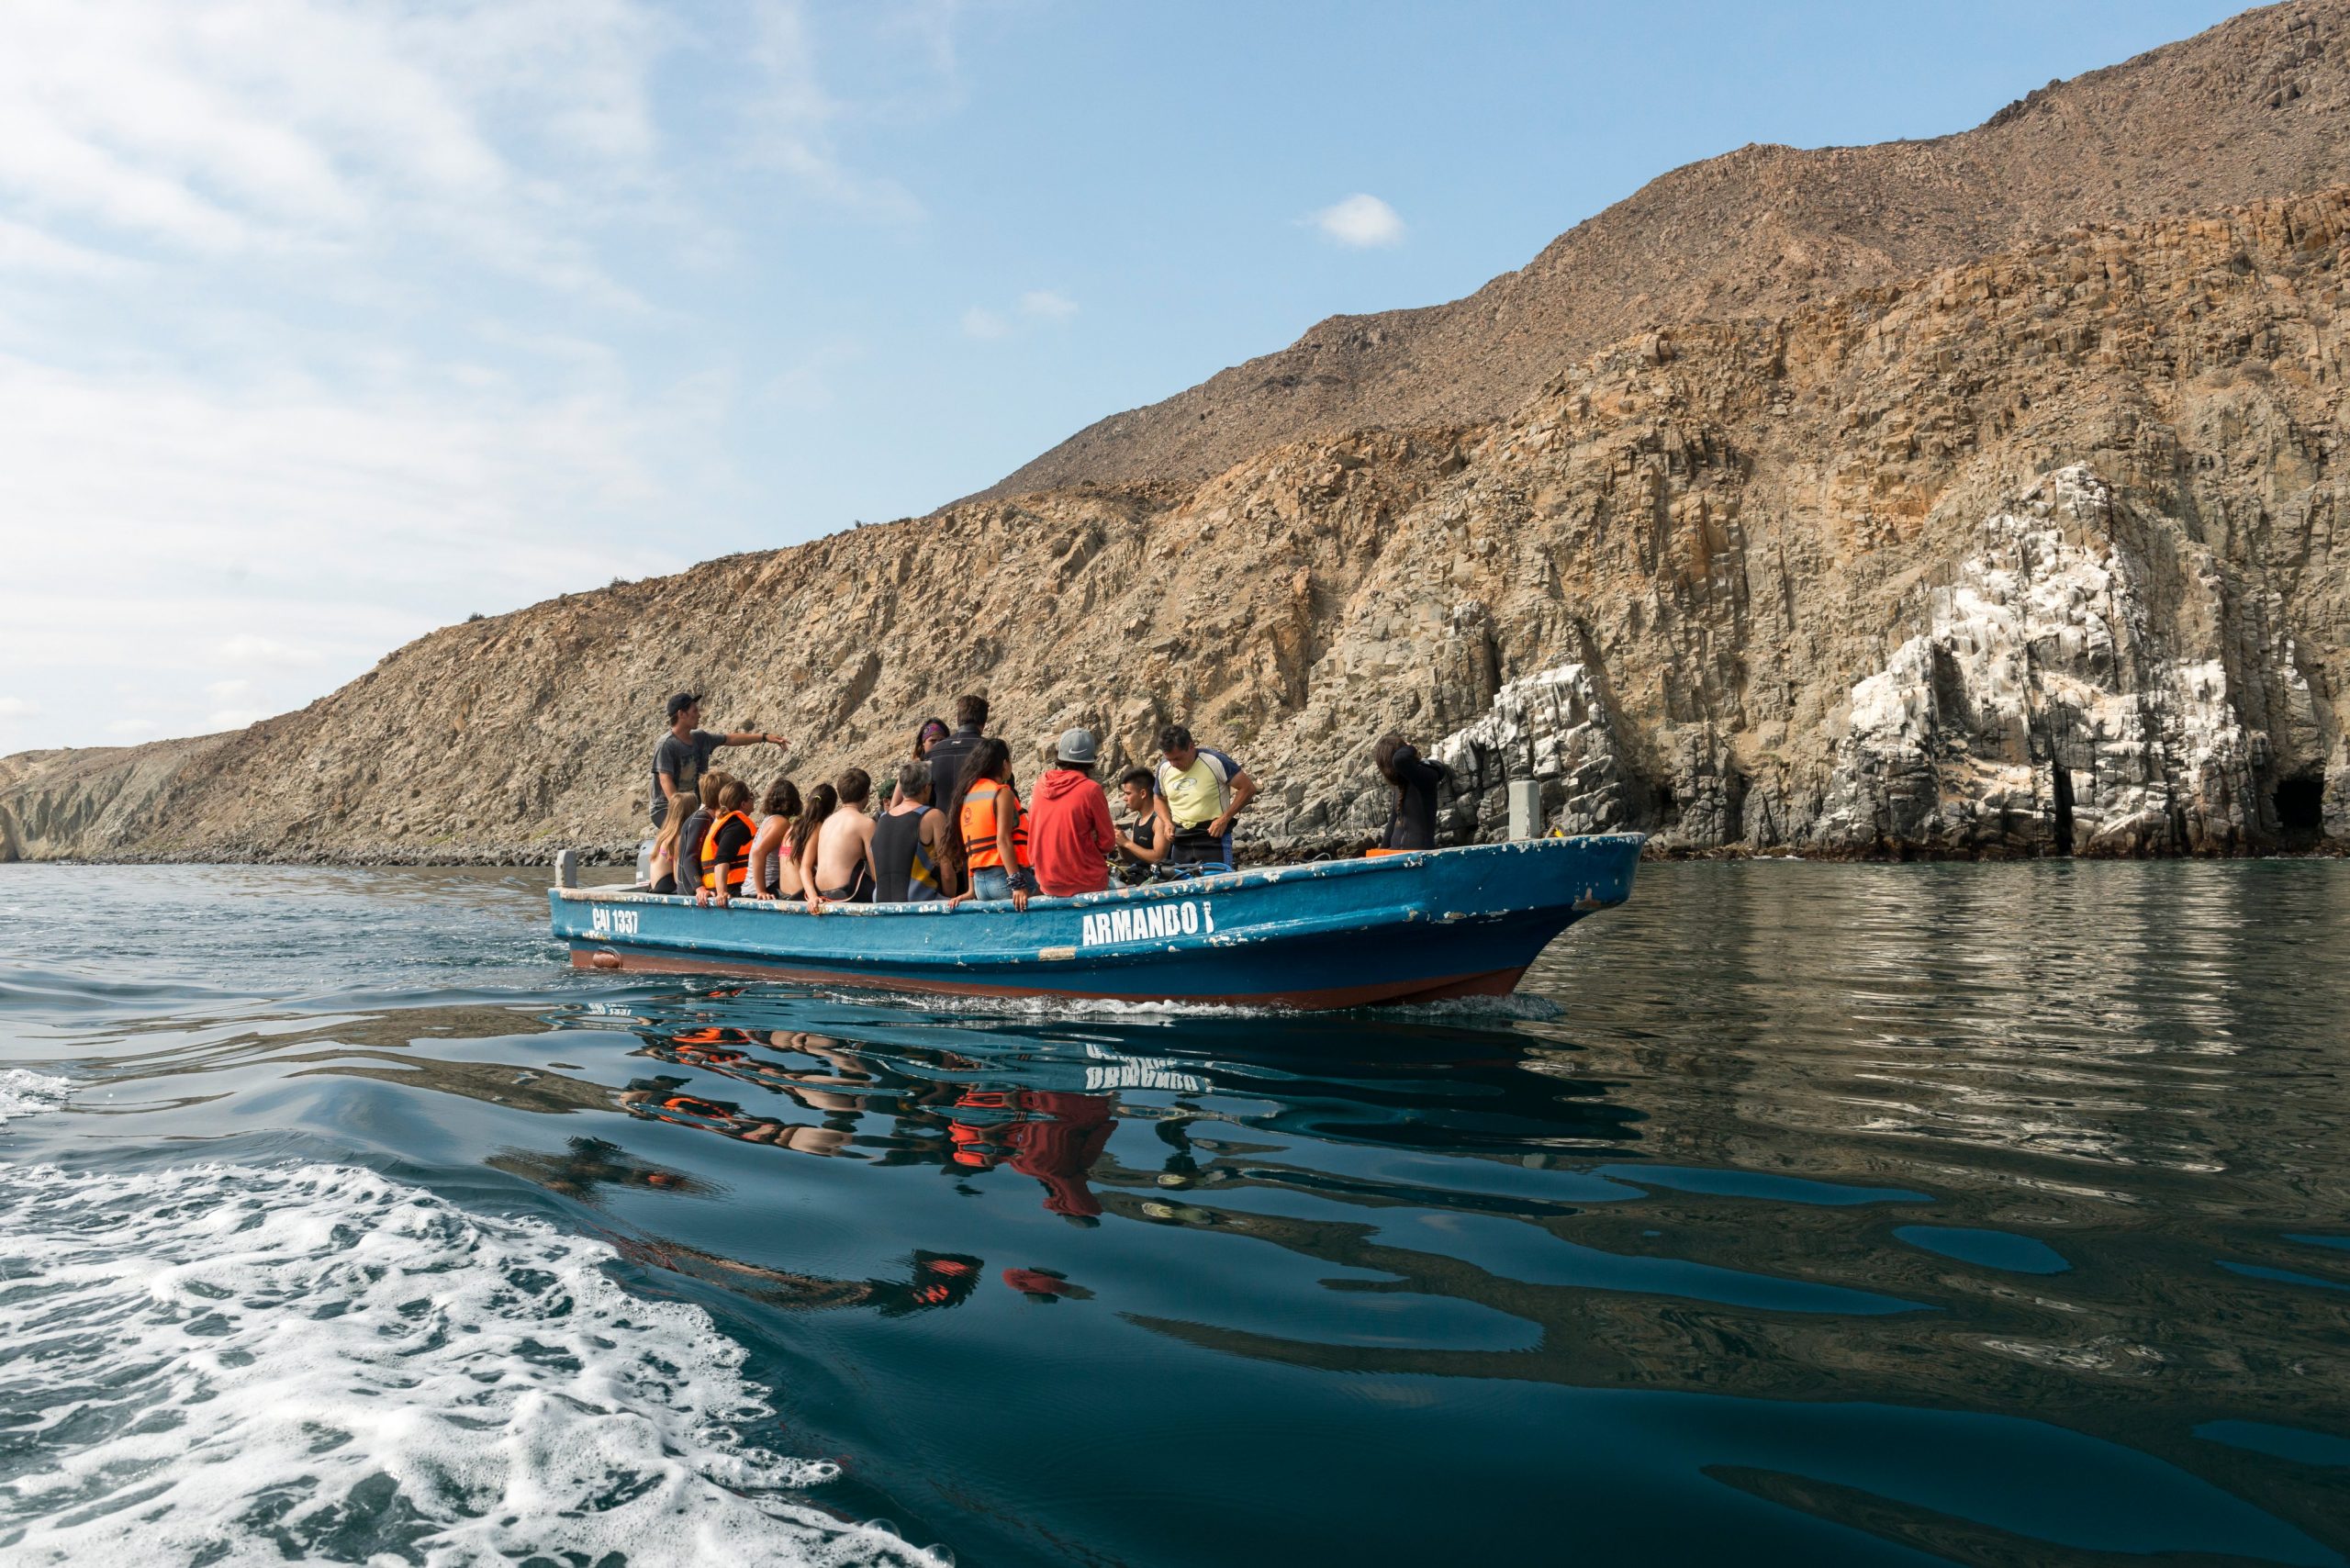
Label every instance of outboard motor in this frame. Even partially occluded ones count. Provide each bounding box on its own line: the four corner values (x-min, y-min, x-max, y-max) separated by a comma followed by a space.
635, 837, 655, 886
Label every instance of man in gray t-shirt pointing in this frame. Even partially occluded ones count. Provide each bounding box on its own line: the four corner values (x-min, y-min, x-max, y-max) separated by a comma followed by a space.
650, 692, 788, 826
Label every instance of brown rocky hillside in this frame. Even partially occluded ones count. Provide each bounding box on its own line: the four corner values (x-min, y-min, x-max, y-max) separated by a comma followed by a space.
981, 0, 2350, 498
6, 186, 2349, 862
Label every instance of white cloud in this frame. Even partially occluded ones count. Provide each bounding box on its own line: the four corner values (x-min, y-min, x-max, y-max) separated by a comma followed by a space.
1309, 192, 1405, 249
736, 0, 923, 220
0, 0, 665, 292
0, 217, 139, 278
0, 347, 717, 751
763, 337, 866, 412
963, 289, 1079, 343
211, 635, 321, 670
0, 1, 979, 756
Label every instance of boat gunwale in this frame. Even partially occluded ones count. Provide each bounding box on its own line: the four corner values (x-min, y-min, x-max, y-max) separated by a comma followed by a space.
551, 833, 1644, 916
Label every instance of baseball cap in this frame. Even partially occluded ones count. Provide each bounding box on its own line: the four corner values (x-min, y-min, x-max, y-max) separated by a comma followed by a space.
666, 692, 701, 720
1056, 728, 1099, 766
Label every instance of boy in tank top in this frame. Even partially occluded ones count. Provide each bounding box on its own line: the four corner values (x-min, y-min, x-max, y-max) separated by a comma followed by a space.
871, 763, 951, 902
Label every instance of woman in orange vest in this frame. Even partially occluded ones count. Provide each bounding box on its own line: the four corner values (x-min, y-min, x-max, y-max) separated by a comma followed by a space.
951, 738, 1032, 908
698, 778, 757, 904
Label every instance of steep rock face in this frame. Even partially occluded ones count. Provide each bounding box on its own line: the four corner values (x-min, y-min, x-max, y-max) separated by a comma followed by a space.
1239, 192, 2350, 857
981, 0, 2350, 499
1814, 468, 2278, 854
6, 190, 2350, 863
1430, 665, 1636, 844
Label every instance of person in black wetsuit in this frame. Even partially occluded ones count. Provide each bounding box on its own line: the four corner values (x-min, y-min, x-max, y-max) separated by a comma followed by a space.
871, 762, 953, 902
1374, 733, 1452, 851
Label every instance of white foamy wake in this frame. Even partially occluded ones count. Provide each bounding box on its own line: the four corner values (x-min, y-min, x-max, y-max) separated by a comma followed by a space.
0, 1162, 943, 1567
0, 1069, 73, 1125
852, 988, 1281, 1022
826, 985, 1559, 1024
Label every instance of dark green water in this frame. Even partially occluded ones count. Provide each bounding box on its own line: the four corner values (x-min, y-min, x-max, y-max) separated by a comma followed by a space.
1, 861, 2344, 1565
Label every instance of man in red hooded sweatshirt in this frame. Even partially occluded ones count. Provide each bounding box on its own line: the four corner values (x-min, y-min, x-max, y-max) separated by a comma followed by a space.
1029, 728, 1117, 896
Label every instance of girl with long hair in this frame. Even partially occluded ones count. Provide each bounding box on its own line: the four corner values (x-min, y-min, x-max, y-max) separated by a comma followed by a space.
789, 782, 839, 885
745, 778, 805, 900
952, 738, 1032, 907
647, 790, 689, 894
1373, 732, 1451, 851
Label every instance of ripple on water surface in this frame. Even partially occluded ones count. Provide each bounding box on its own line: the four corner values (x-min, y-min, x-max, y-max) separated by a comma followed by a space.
0, 859, 2346, 1567
0, 1159, 936, 1567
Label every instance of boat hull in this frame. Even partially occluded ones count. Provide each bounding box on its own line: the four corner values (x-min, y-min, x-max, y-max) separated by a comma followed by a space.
551, 835, 1639, 1011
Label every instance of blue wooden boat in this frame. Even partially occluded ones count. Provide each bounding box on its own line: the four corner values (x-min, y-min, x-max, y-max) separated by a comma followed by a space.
550, 835, 1641, 1011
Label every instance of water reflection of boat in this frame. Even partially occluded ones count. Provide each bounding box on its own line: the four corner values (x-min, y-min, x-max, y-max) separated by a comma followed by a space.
551, 835, 1641, 1009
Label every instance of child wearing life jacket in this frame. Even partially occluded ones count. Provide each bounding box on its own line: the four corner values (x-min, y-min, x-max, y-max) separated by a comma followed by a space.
696, 778, 757, 905
951, 737, 1033, 909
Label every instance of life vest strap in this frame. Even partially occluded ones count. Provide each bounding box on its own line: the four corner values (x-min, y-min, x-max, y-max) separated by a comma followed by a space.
700, 810, 755, 889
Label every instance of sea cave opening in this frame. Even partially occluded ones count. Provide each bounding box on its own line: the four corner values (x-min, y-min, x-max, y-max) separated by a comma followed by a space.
2273, 772, 2324, 843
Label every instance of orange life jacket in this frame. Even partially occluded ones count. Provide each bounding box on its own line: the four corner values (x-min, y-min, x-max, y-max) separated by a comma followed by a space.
699, 810, 754, 889
959, 779, 1030, 869
640, 1093, 730, 1126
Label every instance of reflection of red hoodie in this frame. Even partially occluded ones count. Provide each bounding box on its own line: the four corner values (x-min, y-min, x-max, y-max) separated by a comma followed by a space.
1030, 768, 1115, 895
1006, 1092, 1115, 1216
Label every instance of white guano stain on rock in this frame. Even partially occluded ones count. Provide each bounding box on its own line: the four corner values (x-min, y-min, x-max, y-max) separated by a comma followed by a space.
1815, 466, 2273, 855
8, 194, 2350, 862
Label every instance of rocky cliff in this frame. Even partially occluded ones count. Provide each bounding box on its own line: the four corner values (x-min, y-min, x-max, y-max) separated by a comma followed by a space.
981, 0, 2350, 498
6, 183, 2349, 863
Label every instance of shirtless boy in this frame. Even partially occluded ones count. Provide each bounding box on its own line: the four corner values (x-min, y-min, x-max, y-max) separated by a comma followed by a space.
808, 767, 879, 906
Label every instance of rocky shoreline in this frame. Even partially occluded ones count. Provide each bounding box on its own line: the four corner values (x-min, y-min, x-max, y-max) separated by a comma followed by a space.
12, 76, 2350, 868
24, 832, 2347, 871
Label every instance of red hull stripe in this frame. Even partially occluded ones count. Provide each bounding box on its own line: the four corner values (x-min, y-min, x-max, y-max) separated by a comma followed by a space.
568, 944, 1523, 1011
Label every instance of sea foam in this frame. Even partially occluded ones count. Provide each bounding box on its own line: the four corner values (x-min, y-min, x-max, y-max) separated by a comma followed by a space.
0, 1069, 73, 1125
0, 1161, 942, 1566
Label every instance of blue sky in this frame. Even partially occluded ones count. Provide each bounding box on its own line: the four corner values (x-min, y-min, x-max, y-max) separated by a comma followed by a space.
0, 0, 2244, 754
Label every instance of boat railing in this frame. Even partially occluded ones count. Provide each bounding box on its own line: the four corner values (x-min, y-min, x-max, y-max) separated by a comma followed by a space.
552, 834, 1642, 914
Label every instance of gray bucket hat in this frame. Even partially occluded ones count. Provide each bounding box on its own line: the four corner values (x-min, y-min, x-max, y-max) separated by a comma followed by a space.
1056, 727, 1100, 766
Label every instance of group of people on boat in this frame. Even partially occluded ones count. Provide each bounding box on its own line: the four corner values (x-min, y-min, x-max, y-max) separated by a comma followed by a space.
641, 689, 1454, 910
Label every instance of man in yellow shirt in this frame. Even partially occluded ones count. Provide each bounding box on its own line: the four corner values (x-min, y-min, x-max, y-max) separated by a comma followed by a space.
1154, 722, 1258, 867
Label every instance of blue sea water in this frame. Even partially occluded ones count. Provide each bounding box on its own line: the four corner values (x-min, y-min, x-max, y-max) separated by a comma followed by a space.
1, 859, 2345, 1566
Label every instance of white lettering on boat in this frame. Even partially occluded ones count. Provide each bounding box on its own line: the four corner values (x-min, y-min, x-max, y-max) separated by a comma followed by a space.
1081, 899, 1211, 947
588, 905, 640, 936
